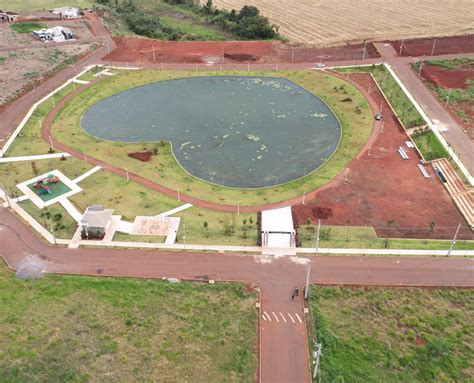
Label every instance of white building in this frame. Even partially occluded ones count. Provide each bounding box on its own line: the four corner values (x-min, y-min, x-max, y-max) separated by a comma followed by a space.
32, 26, 74, 42
52, 7, 81, 19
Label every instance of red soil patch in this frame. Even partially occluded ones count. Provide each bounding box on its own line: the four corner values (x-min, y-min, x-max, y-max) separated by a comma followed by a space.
420, 63, 474, 138
128, 151, 152, 162
293, 72, 473, 240
392, 35, 474, 57
104, 37, 379, 64
421, 64, 473, 89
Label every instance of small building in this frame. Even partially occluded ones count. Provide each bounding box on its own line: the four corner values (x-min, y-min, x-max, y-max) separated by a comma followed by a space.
52, 7, 81, 19
32, 26, 74, 42
80, 205, 114, 239
0, 10, 19, 22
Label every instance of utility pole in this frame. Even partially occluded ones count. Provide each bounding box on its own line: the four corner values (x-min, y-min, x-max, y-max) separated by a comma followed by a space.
152, 45, 156, 63
431, 38, 437, 56
445, 88, 452, 107
177, 188, 180, 201
447, 223, 461, 257
302, 191, 306, 205
237, 200, 240, 215
304, 264, 311, 300
362, 40, 367, 60
418, 61, 423, 77
125, 168, 129, 182
399, 39, 404, 55
183, 222, 186, 250
344, 168, 349, 182
315, 219, 321, 255
291, 49, 295, 64
312, 343, 322, 379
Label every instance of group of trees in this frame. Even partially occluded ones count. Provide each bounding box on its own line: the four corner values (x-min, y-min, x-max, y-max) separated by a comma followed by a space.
97, 0, 279, 41
200, 1, 279, 40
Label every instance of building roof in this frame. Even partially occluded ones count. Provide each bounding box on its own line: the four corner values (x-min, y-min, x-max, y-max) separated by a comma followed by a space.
261, 206, 295, 233
52, 7, 79, 13
81, 205, 113, 228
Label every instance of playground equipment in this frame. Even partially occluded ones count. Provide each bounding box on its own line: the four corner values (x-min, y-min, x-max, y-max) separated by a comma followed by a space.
33, 174, 59, 195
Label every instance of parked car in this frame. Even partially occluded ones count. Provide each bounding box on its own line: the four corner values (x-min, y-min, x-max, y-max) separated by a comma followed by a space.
315, 63, 326, 69
375, 113, 382, 120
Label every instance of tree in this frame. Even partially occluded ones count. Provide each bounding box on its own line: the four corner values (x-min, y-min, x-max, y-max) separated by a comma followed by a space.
238, 5, 259, 20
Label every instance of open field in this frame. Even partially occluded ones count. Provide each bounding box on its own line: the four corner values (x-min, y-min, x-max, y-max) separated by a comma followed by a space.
0, 19, 96, 108
210, 0, 474, 46
0, 1, 94, 11
50, 69, 372, 206
0, 260, 258, 382
411, 129, 449, 161
293, 73, 472, 240
392, 35, 474, 57
417, 58, 474, 139
309, 287, 474, 382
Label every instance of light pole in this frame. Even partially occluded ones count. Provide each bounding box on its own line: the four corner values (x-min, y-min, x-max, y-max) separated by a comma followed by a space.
125, 168, 129, 182
362, 40, 367, 60
399, 39, 404, 55
302, 191, 306, 205
237, 200, 240, 215
344, 168, 349, 182
177, 188, 180, 201
445, 88, 452, 107
315, 219, 321, 255
431, 38, 437, 56
305, 264, 311, 300
447, 223, 461, 257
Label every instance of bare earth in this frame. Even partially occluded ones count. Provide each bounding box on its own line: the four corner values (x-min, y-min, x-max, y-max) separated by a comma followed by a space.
211, 0, 474, 46
0, 20, 96, 106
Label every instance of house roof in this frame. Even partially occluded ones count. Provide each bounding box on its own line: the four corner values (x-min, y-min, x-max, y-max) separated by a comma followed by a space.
52, 7, 79, 13
81, 206, 113, 228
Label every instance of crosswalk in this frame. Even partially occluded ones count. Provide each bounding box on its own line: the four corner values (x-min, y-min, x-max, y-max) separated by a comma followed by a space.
261, 310, 303, 325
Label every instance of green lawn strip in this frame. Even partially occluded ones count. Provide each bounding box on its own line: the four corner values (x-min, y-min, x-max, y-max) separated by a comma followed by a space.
337, 65, 425, 128
69, 169, 258, 246
159, 14, 226, 41
411, 129, 448, 161
19, 200, 77, 239
6, 83, 77, 157
51, 69, 372, 206
10, 22, 46, 33
425, 58, 474, 70
309, 287, 473, 382
175, 207, 258, 246
112, 232, 166, 243
298, 224, 474, 250
0, 262, 258, 382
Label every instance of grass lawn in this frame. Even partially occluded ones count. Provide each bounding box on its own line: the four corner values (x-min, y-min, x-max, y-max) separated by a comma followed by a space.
51, 69, 372, 206
411, 129, 448, 161
309, 287, 474, 382
19, 199, 77, 239
298, 224, 474, 251
10, 22, 46, 33
0, 261, 258, 382
337, 65, 425, 128
5, 83, 77, 157
0, 0, 93, 12
112, 233, 166, 243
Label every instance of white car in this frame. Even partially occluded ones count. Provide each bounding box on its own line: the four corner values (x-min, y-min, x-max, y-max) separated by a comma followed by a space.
315, 63, 326, 69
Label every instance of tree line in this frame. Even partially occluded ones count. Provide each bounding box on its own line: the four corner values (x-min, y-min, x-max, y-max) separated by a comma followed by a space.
96, 0, 280, 41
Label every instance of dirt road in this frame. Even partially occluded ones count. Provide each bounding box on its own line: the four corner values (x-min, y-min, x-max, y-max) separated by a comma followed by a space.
375, 43, 474, 174
1, 206, 473, 382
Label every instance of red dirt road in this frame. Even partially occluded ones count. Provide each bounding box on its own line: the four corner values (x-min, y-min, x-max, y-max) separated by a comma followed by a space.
104, 37, 379, 64
1, 207, 474, 383
392, 35, 474, 57
293, 72, 472, 240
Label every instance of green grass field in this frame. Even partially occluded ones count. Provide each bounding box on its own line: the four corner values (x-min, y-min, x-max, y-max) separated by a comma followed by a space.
0, 0, 93, 12
0, 260, 258, 382
309, 287, 474, 382
411, 129, 448, 161
298, 224, 474, 251
10, 22, 46, 33
337, 65, 425, 128
50, 69, 372, 206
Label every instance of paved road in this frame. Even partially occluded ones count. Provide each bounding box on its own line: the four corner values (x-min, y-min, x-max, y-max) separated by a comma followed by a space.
375, 43, 474, 174
1, 206, 473, 382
